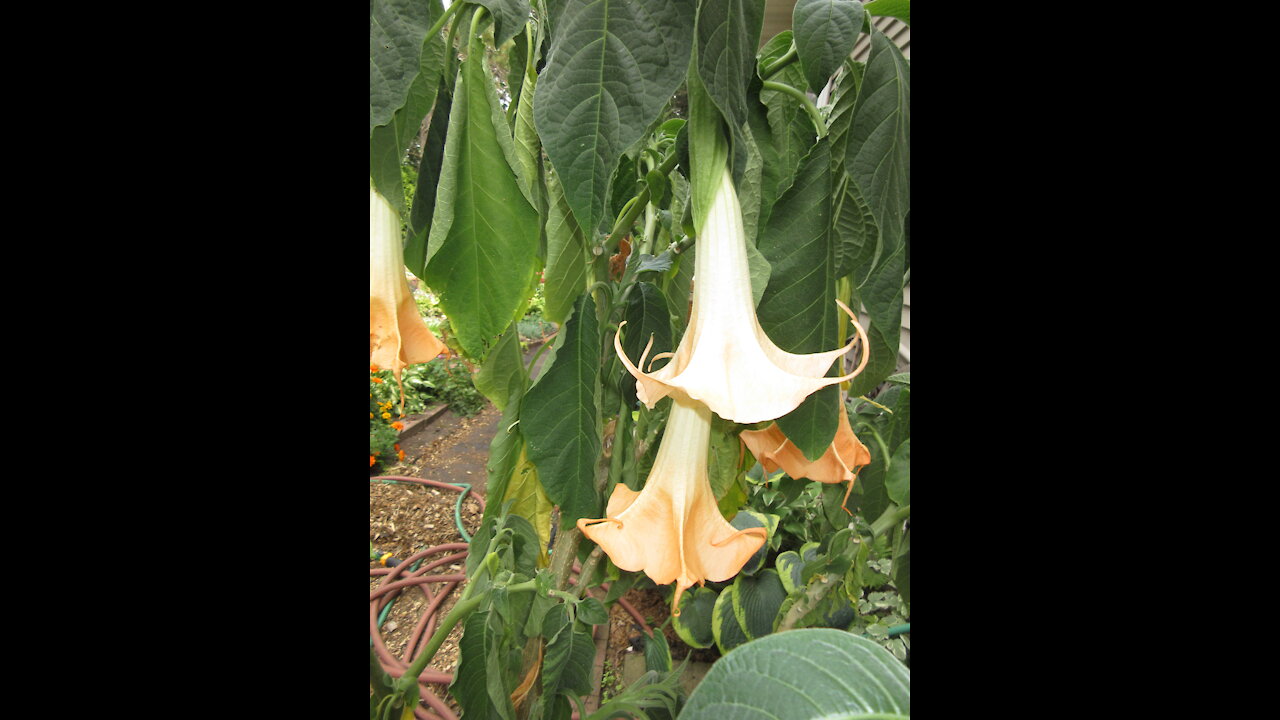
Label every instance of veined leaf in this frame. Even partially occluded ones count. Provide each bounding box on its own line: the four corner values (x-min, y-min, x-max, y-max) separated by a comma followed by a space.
472, 0, 531, 47
732, 568, 787, 638
370, 0, 447, 212
885, 438, 909, 506
542, 607, 596, 698
711, 586, 749, 654
543, 167, 590, 325
404, 77, 452, 282
424, 34, 541, 361
757, 139, 841, 460
694, 0, 766, 136
520, 294, 602, 527
671, 586, 717, 649
370, 0, 441, 134
502, 444, 553, 566
474, 321, 527, 411
865, 0, 911, 25
536, 0, 693, 235
844, 28, 909, 395
793, 0, 866, 95
682, 629, 910, 720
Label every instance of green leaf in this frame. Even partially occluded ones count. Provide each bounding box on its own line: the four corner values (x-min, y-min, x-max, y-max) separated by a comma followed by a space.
832, 175, 879, 282
671, 586, 717, 649
732, 569, 787, 639
424, 35, 541, 360
865, 0, 910, 25
682, 629, 910, 720
729, 510, 778, 576
370, 0, 443, 134
520, 294, 603, 527
694, 0, 766, 136
643, 631, 673, 674
501, 445, 553, 566
370, 0, 448, 212
451, 610, 516, 720
711, 586, 750, 654
756, 139, 840, 460
474, 322, 527, 411
483, 401, 525, 528
793, 0, 866, 95
775, 550, 804, 595
511, 26, 543, 211
577, 597, 609, 626
886, 371, 909, 385
542, 610, 596, 698
892, 525, 910, 606
543, 167, 591, 325
473, 0, 531, 46
536, 0, 694, 235
621, 282, 674, 374
844, 27, 909, 396
405, 77, 453, 282
884, 438, 909, 506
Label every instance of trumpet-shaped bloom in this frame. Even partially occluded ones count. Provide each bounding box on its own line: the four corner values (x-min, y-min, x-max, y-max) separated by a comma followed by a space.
739, 407, 872, 513
577, 395, 767, 614
370, 183, 446, 399
615, 166, 868, 425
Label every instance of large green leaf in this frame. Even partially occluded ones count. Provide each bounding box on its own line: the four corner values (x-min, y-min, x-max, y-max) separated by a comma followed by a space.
671, 586, 717, 649
711, 586, 750, 654
865, 0, 911, 25
694, 0, 766, 137
681, 629, 910, 720
884, 438, 909, 506
520, 294, 602, 527
502, 444, 553, 566
541, 606, 596, 698
473, 0, 531, 46
756, 139, 841, 461
370, 0, 442, 135
844, 28, 909, 396
370, 0, 447, 212
474, 321, 527, 411
535, 0, 693, 235
732, 569, 787, 639
423, 34, 541, 361
451, 610, 516, 720
405, 77, 452, 282
543, 167, 590, 325
793, 0, 866, 95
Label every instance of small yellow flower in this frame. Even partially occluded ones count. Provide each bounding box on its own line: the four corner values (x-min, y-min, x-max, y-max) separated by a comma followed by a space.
381, 412, 392, 420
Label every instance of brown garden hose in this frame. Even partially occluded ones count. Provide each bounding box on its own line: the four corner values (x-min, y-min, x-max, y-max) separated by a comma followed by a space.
370, 476, 654, 720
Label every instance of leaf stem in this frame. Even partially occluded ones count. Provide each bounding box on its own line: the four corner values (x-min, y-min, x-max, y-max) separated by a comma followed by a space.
761, 80, 828, 138
870, 503, 910, 538
759, 44, 798, 80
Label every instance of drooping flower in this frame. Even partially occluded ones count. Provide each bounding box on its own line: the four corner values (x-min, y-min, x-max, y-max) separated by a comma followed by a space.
615, 166, 868, 425
740, 404, 872, 514
370, 181, 446, 405
577, 395, 767, 614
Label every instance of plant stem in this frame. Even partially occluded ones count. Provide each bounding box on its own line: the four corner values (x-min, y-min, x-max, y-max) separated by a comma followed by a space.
604, 150, 679, 255
574, 545, 605, 599
426, 0, 463, 45
550, 525, 583, 591
870, 503, 910, 538
759, 44, 798, 80
761, 80, 828, 138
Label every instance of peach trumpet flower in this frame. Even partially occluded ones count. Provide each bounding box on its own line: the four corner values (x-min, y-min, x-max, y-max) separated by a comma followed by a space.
740, 405, 872, 514
615, 166, 869, 425
577, 395, 767, 615
370, 182, 447, 403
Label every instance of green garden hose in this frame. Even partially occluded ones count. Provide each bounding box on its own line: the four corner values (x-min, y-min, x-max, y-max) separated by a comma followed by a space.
369, 476, 476, 640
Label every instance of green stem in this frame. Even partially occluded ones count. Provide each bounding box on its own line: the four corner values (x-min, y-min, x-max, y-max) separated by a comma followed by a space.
870, 503, 910, 538
604, 150, 679, 255
760, 44, 798, 80
426, 0, 463, 45
550, 526, 583, 591
762, 80, 828, 138
574, 546, 605, 599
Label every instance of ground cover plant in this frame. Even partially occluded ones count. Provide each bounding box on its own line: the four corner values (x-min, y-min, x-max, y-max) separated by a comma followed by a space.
371, 1, 910, 717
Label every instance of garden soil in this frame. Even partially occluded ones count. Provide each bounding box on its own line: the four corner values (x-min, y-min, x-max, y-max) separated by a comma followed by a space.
371, 399, 718, 714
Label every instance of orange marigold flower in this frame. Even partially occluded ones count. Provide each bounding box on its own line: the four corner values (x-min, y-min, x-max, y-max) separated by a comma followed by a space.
369, 455, 376, 467
370, 363, 379, 372
390, 421, 405, 431
397, 449, 406, 461
370, 412, 374, 419
371, 377, 384, 384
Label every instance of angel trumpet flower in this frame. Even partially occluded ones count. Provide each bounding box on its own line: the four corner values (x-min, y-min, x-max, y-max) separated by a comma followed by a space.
370, 182, 447, 402
577, 395, 767, 615
615, 166, 869, 425
739, 405, 872, 514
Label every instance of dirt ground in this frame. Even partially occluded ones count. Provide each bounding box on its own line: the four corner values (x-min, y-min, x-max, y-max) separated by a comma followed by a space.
371, 398, 712, 717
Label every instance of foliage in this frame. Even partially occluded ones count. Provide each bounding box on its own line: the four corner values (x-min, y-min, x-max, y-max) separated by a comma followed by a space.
370, 0, 910, 715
